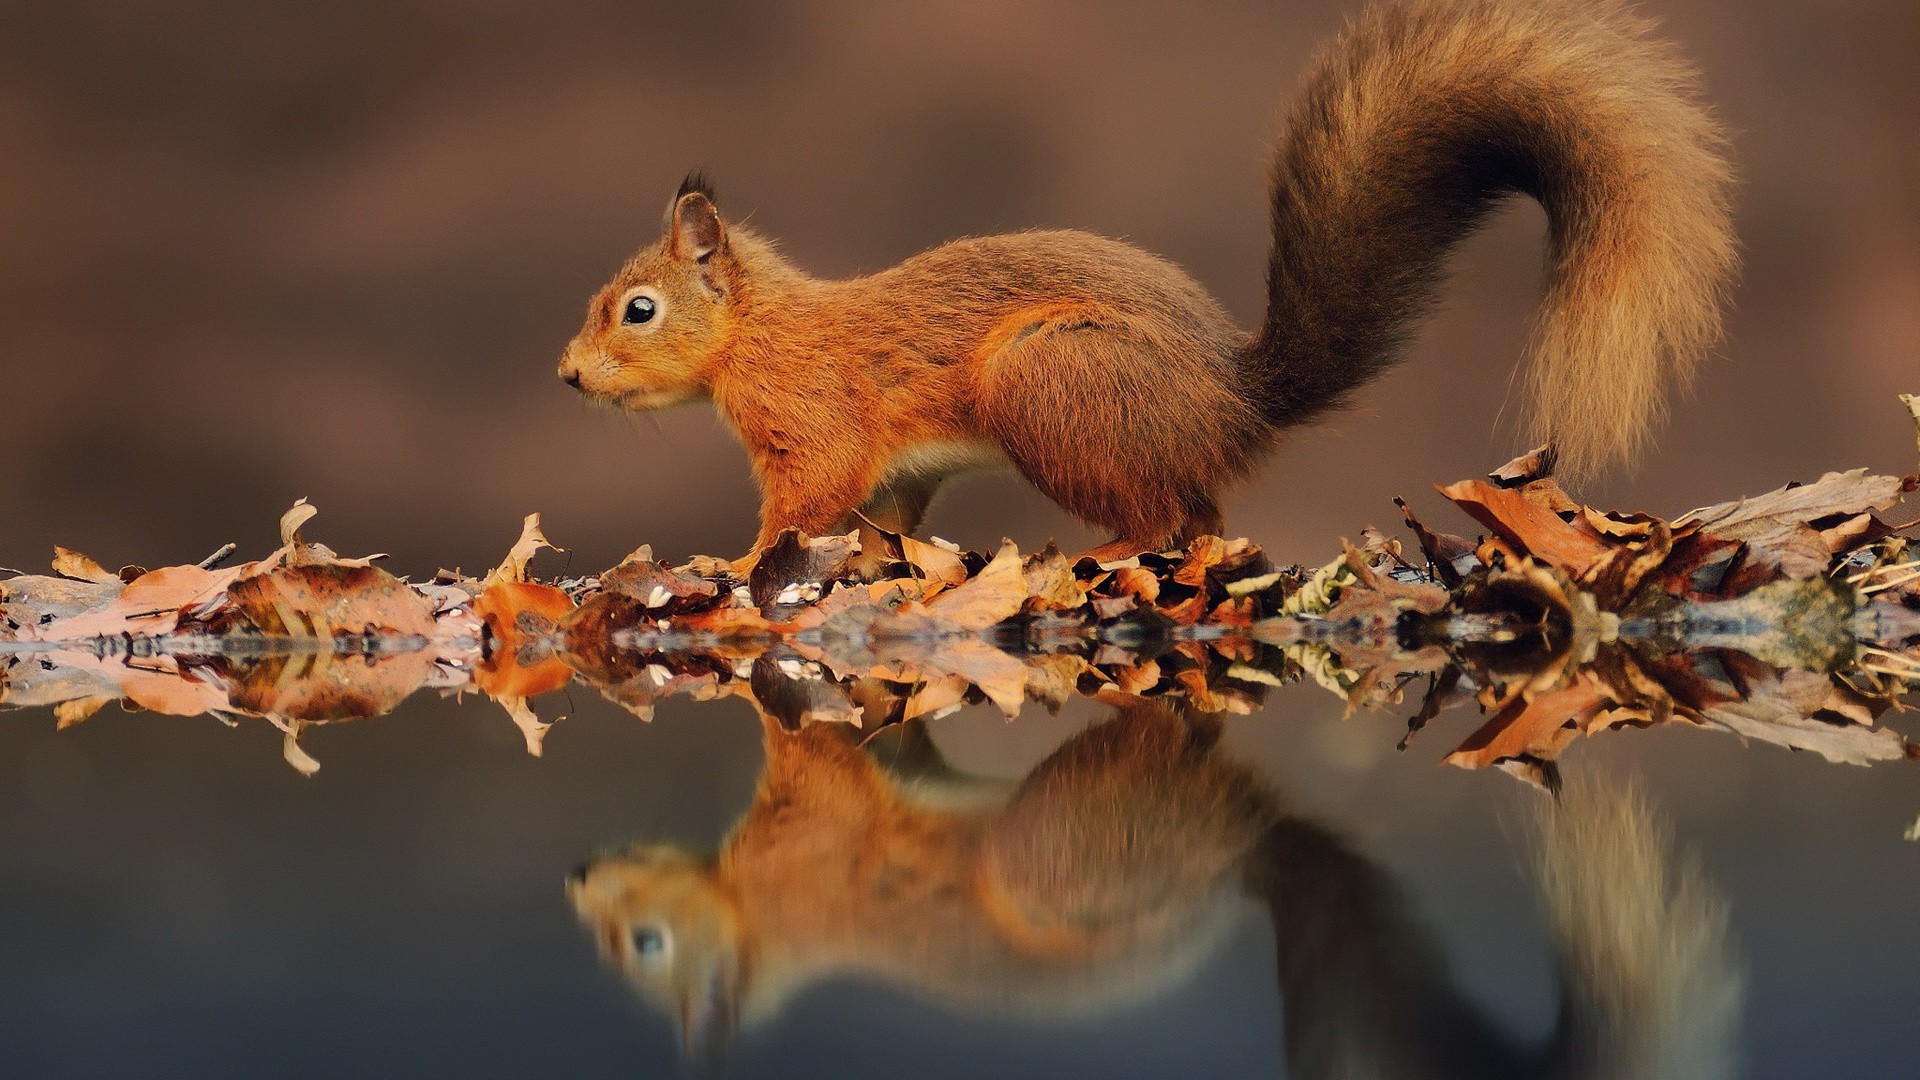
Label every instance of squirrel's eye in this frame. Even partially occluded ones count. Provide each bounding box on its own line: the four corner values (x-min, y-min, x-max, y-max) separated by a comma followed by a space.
622, 295, 657, 325
631, 926, 668, 958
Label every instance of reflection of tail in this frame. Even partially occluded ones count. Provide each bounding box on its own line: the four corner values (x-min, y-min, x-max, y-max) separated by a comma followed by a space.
1248, 781, 1740, 1080
1533, 783, 1741, 1080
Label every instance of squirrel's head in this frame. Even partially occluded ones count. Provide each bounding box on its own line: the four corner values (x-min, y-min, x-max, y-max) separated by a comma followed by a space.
568, 841, 746, 1065
558, 175, 742, 409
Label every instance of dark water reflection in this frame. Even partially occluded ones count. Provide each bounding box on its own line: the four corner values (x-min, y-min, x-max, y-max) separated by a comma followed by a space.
3, 624, 1916, 1078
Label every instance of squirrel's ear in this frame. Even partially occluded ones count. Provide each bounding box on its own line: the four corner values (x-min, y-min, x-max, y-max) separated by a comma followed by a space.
670, 190, 725, 264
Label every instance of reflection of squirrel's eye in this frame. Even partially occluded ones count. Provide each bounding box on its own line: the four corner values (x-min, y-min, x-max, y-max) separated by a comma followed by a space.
622, 296, 657, 325
631, 927, 667, 957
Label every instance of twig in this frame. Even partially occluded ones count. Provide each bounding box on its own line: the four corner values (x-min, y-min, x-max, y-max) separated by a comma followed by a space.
196, 543, 238, 570
1854, 562, 1920, 595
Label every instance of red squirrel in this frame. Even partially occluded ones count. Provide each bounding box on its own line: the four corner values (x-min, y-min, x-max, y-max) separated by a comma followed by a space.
558, 0, 1735, 564
571, 699, 1740, 1075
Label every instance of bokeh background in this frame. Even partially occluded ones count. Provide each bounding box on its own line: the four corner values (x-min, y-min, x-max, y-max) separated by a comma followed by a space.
1, 0, 1916, 574
2, 2, 1918, 1078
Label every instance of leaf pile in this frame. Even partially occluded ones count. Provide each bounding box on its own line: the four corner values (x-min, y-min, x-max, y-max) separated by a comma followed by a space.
5, 402, 1918, 782
1382, 452, 1920, 785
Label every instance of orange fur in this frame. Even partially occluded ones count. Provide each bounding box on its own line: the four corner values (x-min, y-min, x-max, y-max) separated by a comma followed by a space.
568, 701, 1739, 1077
559, 0, 1735, 557
567, 701, 1279, 1061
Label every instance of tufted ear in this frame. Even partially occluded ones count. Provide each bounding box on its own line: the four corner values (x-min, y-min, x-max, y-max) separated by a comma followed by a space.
669, 177, 725, 263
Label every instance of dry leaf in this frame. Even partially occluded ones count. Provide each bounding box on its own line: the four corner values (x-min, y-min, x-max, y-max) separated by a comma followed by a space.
51, 547, 119, 585
902, 535, 970, 587
39, 564, 247, 640
53, 695, 114, 729
484, 513, 560, 587
1438, 479, 1611, 576
1021, 543, 1087, 612
224, 564, 436, 638
926, 542, 1027, 631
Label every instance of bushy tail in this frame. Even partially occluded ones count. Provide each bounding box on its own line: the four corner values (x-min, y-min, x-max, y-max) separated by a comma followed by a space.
1250, 0, 1736, 480
1533, 781, 1743, 1080
1250, 779, 1740, 1079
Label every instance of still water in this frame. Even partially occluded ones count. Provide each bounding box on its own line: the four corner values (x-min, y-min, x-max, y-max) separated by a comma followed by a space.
4, 484, 1919, 1079
2, 648, 1915, 1078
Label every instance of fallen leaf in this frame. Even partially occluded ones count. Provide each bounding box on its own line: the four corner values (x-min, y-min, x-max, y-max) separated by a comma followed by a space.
53, 695, 114, 729
1438, 479, 1612, 576
484, 513, 560, 587
925, 637, 1027, 717
926, 542, 1026, 631
51, 547, 119, 585
224, 648, 435, 723
39, 564, 246, 641
1445, 677, 1610, 770
1488, 445, 1556, 487
749, 530, 859, 610
903, 673, 971, 721
1021, 543, 1087, 612
902, 535, 971, 587
223, 564, 436, 638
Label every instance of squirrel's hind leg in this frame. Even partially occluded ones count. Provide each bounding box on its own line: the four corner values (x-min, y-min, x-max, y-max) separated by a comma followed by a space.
976, 319, 1255, 558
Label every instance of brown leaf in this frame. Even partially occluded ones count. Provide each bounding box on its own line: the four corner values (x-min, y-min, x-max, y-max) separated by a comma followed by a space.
224, 564, 436, 638
1439, 479, 1612, 576
51, 547, 119, 585
1159, 593, 1211, 624
600, 553, 720, 611
1575, 519, 1672, 606
1171, 535, 1228, 587
926, 541, 1027, 631
902, 535, 970, 587
53, 695, 115, 729
495, 695, 556, 757
1395, 498, 1475, 587
926, 637, 1027, 717
678, 554, 736, 579
558, 592, 650, 682
1678, 470, 1906, 574
483, 513, 560, 587
39, 564, 249, 640
1105, 566, 1161, 604
903, 673, 971, 720
1110, 659, 1162, 696
473, 581, 575, 639
225, 649, 435, 723
1701, 669, 1911, 765
1, 574, 123, 636
1208, 596, 1257, 628
1489, 445, 1556, 487
1021, 652, 1092, 712
748, 529, 859, 609
749, 653, 861, 729
1020, 542, 1087, 612
673, 604, 777, 638
1445, 677, 1611, 770
472, 581, 576, 701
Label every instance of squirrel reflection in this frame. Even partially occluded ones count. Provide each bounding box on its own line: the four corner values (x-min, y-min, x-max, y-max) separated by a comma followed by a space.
568, 697, 1740, 1078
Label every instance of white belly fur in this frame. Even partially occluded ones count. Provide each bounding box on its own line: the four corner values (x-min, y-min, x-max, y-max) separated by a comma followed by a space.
886, 438, 1012, 484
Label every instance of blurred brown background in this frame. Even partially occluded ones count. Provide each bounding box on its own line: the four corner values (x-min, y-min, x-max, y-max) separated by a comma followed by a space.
2, 7, 1918, 1076
1, 0, 1916, 578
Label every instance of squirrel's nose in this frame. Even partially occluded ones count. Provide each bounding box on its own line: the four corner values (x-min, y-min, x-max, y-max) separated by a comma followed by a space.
560, 368, 582, 389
